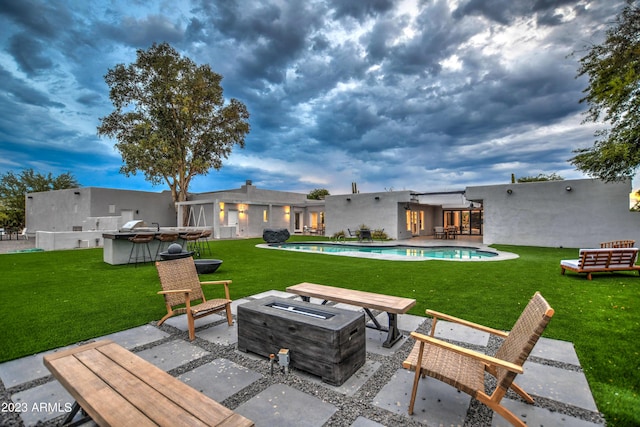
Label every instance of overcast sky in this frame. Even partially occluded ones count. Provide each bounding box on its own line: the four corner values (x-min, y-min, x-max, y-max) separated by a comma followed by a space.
0, 0, 627, 195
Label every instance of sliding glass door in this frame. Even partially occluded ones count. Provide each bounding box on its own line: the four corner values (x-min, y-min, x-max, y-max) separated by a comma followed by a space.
443, 209, 483, 235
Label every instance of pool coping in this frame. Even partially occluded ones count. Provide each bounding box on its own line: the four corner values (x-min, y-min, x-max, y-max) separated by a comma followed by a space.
256, 240, 519, 262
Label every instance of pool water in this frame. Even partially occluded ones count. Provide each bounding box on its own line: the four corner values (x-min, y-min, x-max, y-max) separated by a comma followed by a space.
269, 243, 497, 260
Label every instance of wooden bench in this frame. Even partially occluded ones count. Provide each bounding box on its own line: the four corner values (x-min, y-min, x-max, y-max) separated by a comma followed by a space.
286, 282, 416, 348
43, 340, 254, 427
600, 240, 635, 248
560, 248, 640, 280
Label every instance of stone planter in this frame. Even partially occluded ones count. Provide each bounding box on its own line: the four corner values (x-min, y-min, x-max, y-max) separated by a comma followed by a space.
194, 259, 223, 274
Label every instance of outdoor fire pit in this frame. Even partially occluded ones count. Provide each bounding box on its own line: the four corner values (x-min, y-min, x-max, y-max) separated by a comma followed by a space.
237, 296, 365, 385
159, 243, 193, 260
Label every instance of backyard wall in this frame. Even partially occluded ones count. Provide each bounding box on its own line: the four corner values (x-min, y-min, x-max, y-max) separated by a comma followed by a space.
465, 178, 640, 248
25, 187, 176, 233
36, 231, 105, 251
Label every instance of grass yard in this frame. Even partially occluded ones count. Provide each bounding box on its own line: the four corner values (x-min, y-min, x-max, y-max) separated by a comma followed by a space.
0, 236, 638, 426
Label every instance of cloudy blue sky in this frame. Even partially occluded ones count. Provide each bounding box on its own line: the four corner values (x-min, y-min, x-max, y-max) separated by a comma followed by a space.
0, 0, 628, 195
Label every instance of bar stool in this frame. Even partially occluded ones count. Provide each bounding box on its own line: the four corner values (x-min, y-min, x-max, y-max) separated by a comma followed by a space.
198, 230, 212, 256
155, 233, 179, 260
182, 232, 202, 258
128, 234, 154, 266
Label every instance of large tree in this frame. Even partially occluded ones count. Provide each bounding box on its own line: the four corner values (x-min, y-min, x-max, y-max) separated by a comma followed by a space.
570, 2, 640, 181
0, 169, 79, 228
97, 42, 250, 210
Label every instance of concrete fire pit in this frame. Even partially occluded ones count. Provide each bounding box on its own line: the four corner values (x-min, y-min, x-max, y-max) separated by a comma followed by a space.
237, 296, 366, 385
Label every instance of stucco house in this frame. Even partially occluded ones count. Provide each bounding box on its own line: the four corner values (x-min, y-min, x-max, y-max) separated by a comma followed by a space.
25, 177, 639, 250
175, 180, 325, 238
465, 178, 640, 248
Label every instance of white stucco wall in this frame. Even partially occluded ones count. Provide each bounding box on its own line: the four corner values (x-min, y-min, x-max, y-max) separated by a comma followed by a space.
325, 191, 414, 239
36, 231, 105, 251
465, 178, 640, 248
26, 187, 176, 233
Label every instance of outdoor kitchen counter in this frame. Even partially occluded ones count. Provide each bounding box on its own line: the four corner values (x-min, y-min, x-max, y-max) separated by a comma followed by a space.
102, 232, 181, 265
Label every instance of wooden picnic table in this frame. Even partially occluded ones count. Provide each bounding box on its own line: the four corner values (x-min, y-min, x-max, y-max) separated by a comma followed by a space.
43, 340, 253, 427
286, 282, 416, 348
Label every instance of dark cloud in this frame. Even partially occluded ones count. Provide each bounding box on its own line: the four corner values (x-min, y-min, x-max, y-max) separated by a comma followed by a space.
8, 33, 54, 75
0, 67, 64, 108
95, 14, 184, 47
0, 0, 630, 194
0, 0, 73, 38
329, 0, 395, 20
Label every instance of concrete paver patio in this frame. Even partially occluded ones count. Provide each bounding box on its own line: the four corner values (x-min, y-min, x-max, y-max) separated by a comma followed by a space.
0, 290, 605, 427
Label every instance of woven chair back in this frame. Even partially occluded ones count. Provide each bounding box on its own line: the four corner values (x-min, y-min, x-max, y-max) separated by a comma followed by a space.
156, 257, 204, 307
494, 292, 554, 391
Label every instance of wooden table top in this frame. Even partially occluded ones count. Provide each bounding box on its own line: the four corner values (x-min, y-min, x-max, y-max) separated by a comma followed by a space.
287, 282, 416, 314
43, 340, 253, 427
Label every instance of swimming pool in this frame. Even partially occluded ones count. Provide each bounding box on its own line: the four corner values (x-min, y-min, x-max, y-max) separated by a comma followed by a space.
264, 242, 500, 261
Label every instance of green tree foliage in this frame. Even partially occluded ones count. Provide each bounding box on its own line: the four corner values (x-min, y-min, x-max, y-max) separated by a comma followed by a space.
571, 2, 640, 181
517, 173, 564, 182
0, 169, 79, 228
97, 43, 250, 208
307, 188, 330, 199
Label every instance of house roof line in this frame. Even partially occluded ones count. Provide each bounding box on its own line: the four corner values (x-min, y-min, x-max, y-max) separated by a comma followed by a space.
411, 190, 466, 196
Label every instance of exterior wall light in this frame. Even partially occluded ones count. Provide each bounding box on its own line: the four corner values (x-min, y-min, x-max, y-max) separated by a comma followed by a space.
374, 196, 380, 200
346, 198, 351, 201
74, 191, 80, 195
507, 189, 513, 194
565, 186, 572, 192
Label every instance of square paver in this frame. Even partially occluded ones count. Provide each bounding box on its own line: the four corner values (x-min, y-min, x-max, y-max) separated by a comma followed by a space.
297, 360, 381, 397
0, 344, 76, 388
373, 368, 470, 426
432, 319, 491, 347
365, 329, 408, 356
198, 322, 238, 345
492, 398, 603, 427
234, 383, 337, 427
518, 361, 598, 412
135, 339, 210, 372
351, 416, 386, 427
178, 358, 261, 402
163, 312, 225, 332
532, 337, 581, 366
99, 324, 169, 349
231, 298, 252, 315
372, 312, 426, 333
251, 290, 294, 300
12, 380, 75, 426
333, 302, 366, 312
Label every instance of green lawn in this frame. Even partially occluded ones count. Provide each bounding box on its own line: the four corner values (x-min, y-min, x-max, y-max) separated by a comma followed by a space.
1, 237, 638, 426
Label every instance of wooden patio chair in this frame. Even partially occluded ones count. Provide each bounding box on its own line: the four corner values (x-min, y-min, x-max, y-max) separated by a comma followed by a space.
155, 257, 233, 341
402, 292, 554, 427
